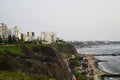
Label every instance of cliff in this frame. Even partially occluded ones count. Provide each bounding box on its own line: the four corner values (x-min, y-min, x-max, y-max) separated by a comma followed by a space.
0, 43, 76, 80
55, 43, 77, 54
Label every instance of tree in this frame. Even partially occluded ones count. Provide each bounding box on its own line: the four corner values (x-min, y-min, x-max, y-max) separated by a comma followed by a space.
11, 35, 17, 44
8, 35, 12, 44
0, 35, 3, 45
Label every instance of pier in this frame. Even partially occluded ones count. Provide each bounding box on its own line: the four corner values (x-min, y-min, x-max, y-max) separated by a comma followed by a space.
87, 52, 120, 56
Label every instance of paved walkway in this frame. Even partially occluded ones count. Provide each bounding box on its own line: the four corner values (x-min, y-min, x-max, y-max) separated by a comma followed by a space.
86, 55, 107, 80
64, 59, 77, 80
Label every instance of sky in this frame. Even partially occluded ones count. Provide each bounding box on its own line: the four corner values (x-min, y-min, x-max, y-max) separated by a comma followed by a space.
0, 0, 120, 41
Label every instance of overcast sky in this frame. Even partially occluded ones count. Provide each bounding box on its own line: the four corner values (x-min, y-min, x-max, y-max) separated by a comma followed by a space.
0, 0, 120, 41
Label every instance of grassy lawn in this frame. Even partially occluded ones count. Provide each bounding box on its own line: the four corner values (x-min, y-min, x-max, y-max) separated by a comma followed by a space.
0, 45, 23, 54
0, 71, 56, 80
0, 44, 52, 55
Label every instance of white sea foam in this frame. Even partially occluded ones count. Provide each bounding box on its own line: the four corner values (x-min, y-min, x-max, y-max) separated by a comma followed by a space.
77, 44, 120, 79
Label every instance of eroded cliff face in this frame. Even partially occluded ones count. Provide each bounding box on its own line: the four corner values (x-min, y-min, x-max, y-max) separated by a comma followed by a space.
55, 43, 77, 54
0, 45, 73, 80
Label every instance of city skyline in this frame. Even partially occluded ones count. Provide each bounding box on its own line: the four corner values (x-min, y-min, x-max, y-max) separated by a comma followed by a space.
0, 0, 120, 41
0, 23, 59, 44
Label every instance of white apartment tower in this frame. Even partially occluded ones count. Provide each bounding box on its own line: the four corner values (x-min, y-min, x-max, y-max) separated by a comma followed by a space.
0, 23, 8, 40
27, 32, 35, 41
11, 26, 20, 39
41, 32, 57, 44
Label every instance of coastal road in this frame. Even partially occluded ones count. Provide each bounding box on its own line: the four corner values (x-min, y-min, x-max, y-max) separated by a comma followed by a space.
87, 56, 100, 80
64, 59, 77, 80
86, 56, 94, 80
86, 55, 108, 80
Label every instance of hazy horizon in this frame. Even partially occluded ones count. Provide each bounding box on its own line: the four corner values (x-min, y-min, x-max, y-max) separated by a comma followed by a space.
0, 0, 120, 41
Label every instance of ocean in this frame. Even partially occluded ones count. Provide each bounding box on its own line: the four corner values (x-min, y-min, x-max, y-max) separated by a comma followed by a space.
77, 44, 120, 80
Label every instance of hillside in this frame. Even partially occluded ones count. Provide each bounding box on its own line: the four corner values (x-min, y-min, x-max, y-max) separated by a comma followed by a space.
0, 43, 77, 80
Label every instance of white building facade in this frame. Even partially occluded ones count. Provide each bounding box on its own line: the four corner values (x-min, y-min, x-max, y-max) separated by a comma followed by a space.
27, 32, 35, 41
0, 23, 8, 40
11, 26, 20, 39
41, 32, 57, 44
20, 32, 35, 42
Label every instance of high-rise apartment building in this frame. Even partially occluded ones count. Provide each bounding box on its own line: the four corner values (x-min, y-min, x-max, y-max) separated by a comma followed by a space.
41, 32, 57, 44
27, 32, 35, 41
0, 23, 8, 40
11, 26, 20, 39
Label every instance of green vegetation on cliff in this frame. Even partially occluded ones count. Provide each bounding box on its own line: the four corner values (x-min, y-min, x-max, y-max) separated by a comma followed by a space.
68, 57, 88, 80
0, 71, 55, 80
54, 43, 77, 59
55, 43, 77, 54
0, 43, 75, 80
0, 45, 23, 55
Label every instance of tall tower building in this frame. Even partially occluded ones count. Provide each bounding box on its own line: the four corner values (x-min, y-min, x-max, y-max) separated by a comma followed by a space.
11, 26, 19, 39
27, 32, 35, 41
41, 32, 57, 44
0, 23, 8, 40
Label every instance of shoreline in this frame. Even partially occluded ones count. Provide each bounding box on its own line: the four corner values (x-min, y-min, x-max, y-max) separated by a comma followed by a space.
94, 58, 108, 72
93, 56, 120, 80
93, 58, 109, 80
85, 55, 109, 80
84, 54, 120, 80
77, 54, 120, 80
